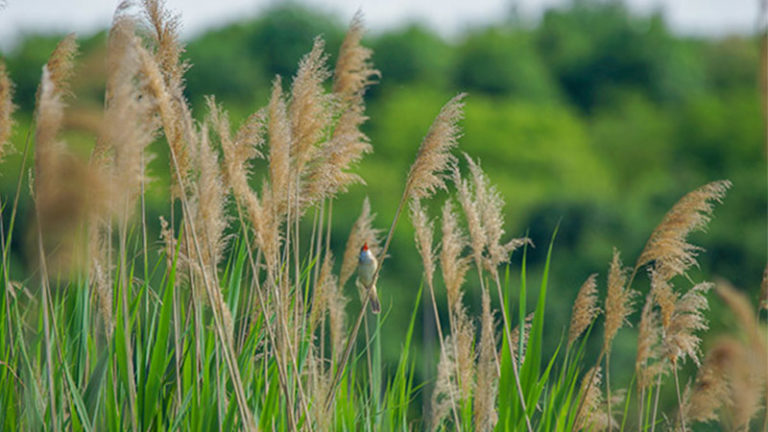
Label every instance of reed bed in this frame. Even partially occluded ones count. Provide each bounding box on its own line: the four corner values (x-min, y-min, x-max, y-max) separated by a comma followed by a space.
0, 1, 765, 431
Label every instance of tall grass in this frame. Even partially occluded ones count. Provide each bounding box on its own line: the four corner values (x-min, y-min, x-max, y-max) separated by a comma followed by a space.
0, 1, 766, 431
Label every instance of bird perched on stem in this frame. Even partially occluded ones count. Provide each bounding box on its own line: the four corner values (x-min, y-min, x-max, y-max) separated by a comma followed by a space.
358, 243, 380, 313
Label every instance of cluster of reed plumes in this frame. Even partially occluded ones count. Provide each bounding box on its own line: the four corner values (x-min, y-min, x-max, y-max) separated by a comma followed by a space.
0, 1, 766, 431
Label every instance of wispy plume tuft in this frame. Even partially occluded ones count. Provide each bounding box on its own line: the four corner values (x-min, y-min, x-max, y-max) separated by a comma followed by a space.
410, 199, 436, 288
0, 61, 15, 161
440, 200, 471, 313
635, 295, 665, 391
406, 94, 465, 201
636, 180, 731, 280
289, 37, 333, 207
663, 283, 711, 365
568, 274, 601, 347
603, 248, 636, 354
304, 12, 378, 203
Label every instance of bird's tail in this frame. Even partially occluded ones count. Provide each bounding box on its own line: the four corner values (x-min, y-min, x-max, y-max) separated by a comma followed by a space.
369, 285, 381, 314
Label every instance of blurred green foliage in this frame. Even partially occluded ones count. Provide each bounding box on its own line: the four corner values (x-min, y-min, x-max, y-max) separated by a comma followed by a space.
1, 0, 765, 386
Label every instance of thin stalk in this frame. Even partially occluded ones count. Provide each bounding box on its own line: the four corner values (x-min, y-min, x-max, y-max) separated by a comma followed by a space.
638, 387, 645, 432
491, 270, 533, 432
0, 199, 13, 350
35, 227, 58, 432
649, 372, 663, 432
607, 353, 613, 429
117, 215, 139, 431
672, 363, 686, 432
167, 150, 257, 431
1, 128, 32, 350
324, 181, 409, 409
572, 350, 607, 432
232, 198, 309, 429
424, 275, 462, 428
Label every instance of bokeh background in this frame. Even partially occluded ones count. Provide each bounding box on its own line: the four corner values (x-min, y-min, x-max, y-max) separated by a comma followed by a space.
1, 0, 766, 407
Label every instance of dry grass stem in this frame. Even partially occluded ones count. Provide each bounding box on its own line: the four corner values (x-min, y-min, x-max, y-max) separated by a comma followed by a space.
568, 273, 601, 347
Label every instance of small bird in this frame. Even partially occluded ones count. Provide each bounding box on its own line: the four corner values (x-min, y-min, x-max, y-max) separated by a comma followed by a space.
358, 242, 381, 314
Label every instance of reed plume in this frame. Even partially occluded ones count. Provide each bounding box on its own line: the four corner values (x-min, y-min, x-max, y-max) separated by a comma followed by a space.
603, 248, 636, 354
568, 273, 601, 347
715, 282, 768, 430
575, 367, 615, 431
0, 61, 15, 161
453, 164, 484, 267
102, 14, 157, 219
410, 199, 436, 289
463, 154, 528, 271
405, 94, 465, 201
142, 0, 188, 92
636, 180, 731, 280
635, 295, 665, 391
760, 264, 768, 312
431, 335, 461, 431
209, 97, 266, 238
682, 338, 737, 424
35, 35, 101, 270
304, 12, 377, 203
662, 282, 711, 366
266, 76, 292, 216
192, 120, 229, 272
138, 0, 195, 192
289, 37, 333, 210
440, 200, 471, 314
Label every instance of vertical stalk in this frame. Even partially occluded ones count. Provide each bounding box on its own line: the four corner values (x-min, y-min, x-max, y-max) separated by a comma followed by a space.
491, 271, 533, 432
672, 363, 686, 432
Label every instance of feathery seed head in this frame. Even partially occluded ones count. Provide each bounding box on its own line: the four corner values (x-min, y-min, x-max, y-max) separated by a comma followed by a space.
662, 282, 711, 365
0, 61, 16, 162
635, 295, 665, 390
637, 180, 731, 280
603, 248, 637, 354
568, 273, 601, 347
440, 199, 471, 313
410, 199, 436, 288
406, 93, 465, 201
